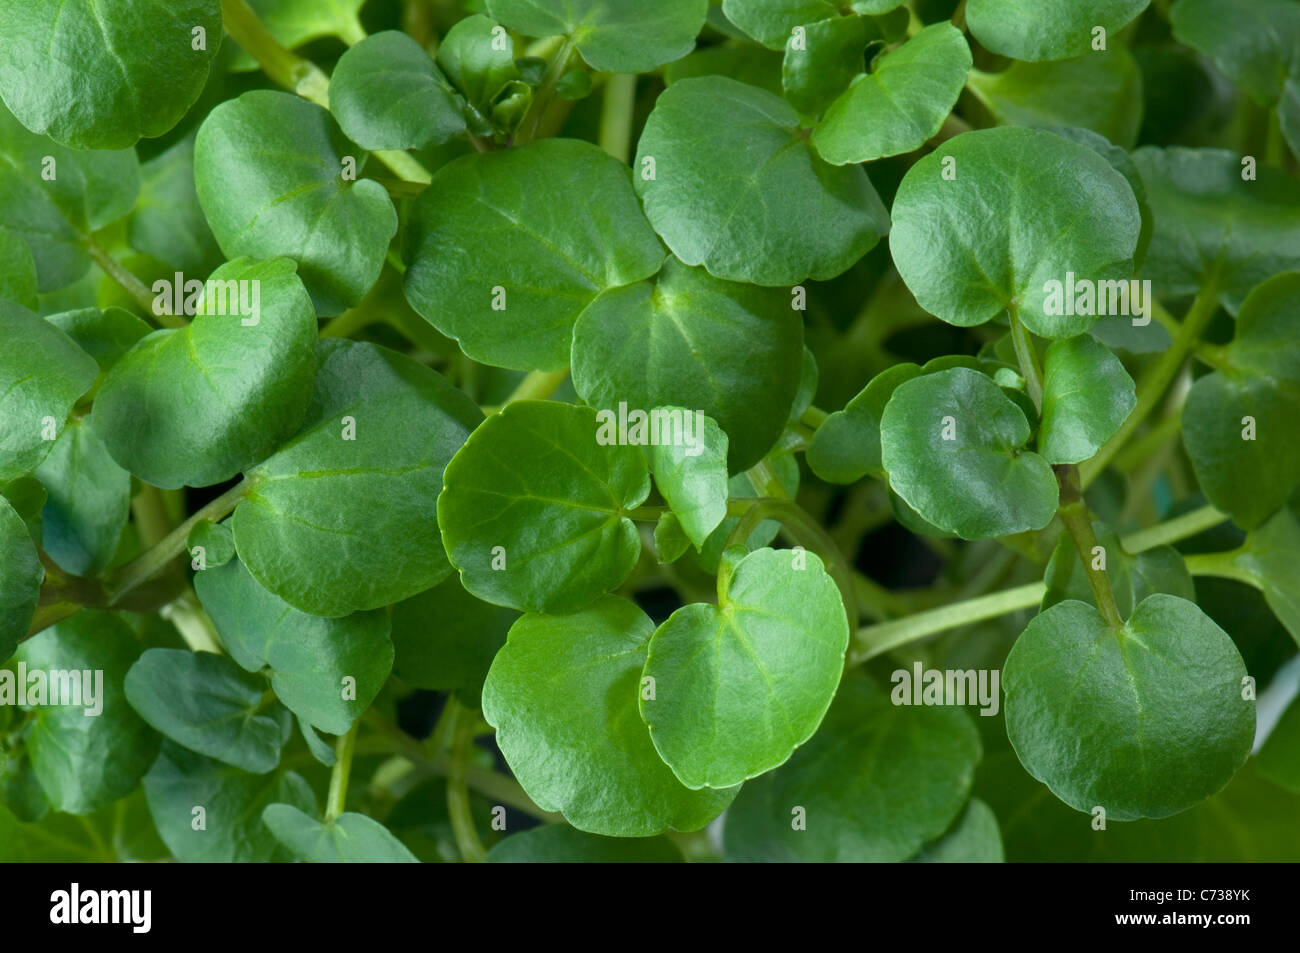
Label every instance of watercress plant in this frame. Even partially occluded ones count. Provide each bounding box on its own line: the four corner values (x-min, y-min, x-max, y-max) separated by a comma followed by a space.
1, 0, 1298, 864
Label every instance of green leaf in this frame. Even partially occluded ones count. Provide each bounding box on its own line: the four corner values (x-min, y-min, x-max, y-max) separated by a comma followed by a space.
229, 0, 366, 71
194, 559, 393, 735
435, 14, 522, 127
33, 418, 131, 576
0, 302, 98, 483
231, 339, 482, 617
143, 741, 316, 862
0, 497, 41, 664
331, 32, 467, 151
634, 76, 889, 286
1133, 147, 1300, 314
1038, 335, 1135, 464
890, 127, 1142, 338
1219, 507, 1300, 647
723, 0, 907, 49
0, 230, 37, 308
389, 574, 518, 708
262, 804, 419, 862
1182, 273, 1300, 529
91, 257, 318, 489
1042, 520, 1195, 616
910, 798, 1004, 863
488, 824, 683, 862
1281, 78, 1300, 160
641, 547, 849, 788
45, 307, 153, 382
813, 22, 971, 164
187, 519, 236, 570
966, 47, 1144, 149
807, 356, 981, 484
127, 137, 224, 277
1257, 694, 1300, 793
0, 104, 140, 292
0, 0, 222, 148
486, 0, 709, 73
16, 612, 160, 814
722, 674, 980, 861
482, 596, 737, 835
439, 400, 649, 614
1004, 594, 1255, 820
125, 649, 291, 774
654, 511, 693, 563
571, 258, 803, 471
194, 90, 398, 316
781, 15, 870, 118
1170, 0, 1300, 105
879, 367, 1059, 539
665, 43, 784, 96
646, 409, 729, 548
966, 0, 1150, 62
404, 138, 665, 371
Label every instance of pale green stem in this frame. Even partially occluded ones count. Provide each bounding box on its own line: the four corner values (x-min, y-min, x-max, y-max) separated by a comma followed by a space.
446, 700, 488, 862
1122, 504, 1227, 553
1184, 550, 1258, 586
502, 368, 569, 405
87, 237, 184, 328
1008, 305, 1043, 413
598, 72, 637, 163
326, 721, 360, 821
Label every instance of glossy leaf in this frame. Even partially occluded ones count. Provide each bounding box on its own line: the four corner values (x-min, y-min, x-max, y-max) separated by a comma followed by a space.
262, 805, 419, 862
127, 138, 223, 277
634, 76, 889, 286
641, 547, 849, 788
435, 13, 523, 128
34, 419, 131, 576
45, 307, 152, 383
570, 258, 803, 471
0, 497, 41, 664
1042, 520, 1195, 616
723, 0, 907, 49
404, 138, 665, 371
1004, 595, 1254, 820
482, 596, 737, 835
879, 367, 1059, 539
194, 90, 398, 316
1038, 335, 1135, 464
488, 824, 682, 862
187, 519, 236, 570
646, 409, 729, 548
438, 400, 649, 614
781, 15, 870, 118
966, 0, 1150, 62
231, 339, 482, 617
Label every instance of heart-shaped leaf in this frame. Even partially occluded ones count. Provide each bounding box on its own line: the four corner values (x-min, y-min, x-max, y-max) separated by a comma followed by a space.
723, 0, 907, 49
723, 673, 981, 861
482, 596, 737, 835
640, 547, 849, 788
262, 804, 419, 862
438, 400, 649, 614
0, 497, 41, 664
404, 138, 665, 371
330, 31, 467, 151
571, 258, 803, 471
1038, 335, 1135, 464
125, 649, 292, 775
1004, 594, 1255, 820
91, 257, 318, 489
1042, 520, 1194, 615
1182, 273, 1300, 529
195, 90, 398, 316
231, 339, 482, 617
813, 22, 971, 164
0, 0, 222, 148
880, 367, 1059, 539
486, 0, 709, 73
635, 76, 889, 286
890, 127, 1141, 338
195, 559, 393, 735
966, 0, 1150, 62
646, 408, 729, 548
34, 418, 131, 576
487, 824, 683, 862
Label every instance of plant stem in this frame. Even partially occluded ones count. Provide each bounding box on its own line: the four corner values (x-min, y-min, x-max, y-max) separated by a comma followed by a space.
1184, 550, 1257, 586
1008, 305, 1043, 413
319, 306, 379, 339
87, 236, 183, 328
598, 72, 637, 163
1122, 504, 1227, 553
801, 405, 830, 429
160, 591, 224, 654
502, 368, 569, 405
516, 37, 576, 145
1056, 466, 1123, 627
1081, 284, 1219, 489
326, 720, 360, 821
446, 700, 488, 862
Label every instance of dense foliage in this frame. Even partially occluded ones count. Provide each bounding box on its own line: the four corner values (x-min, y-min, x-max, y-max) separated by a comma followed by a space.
1, 0, 1298, 863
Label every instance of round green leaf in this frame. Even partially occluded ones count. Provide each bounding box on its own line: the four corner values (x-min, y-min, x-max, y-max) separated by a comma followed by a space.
781, 15, 870, 118
194, 559, 393, 735
1042, 520, 1195, 616
331, 31, 466, 151
435, 14, 523, 128
966, 47, 1144, 149
487, 824, 683, 863
187, 519, 236, 570
232, 339, 483, 617
1004, 594, 1255, 820
1039, 334, 1135, 464
571, 258, 803, 471
890, 127, 1142, 338
723, 0, 907, 49
0, 497, 40, 664
262, 805, 419, 862
91, 257, 318, 489
1171, 0, 1300, 105
813, 22, 971, 165
640, 547, 849, 789
16, 612, 161, 815
34, 418, 131, 576
646, 408, 729, 548
194, 90, 398, 316
404, 138, 665, 371
880, 367, 1059, 540
0, 0, 222, 148
0, 301, 98, 483
125, 649, 291, 775
486, 0, 709, 73
966, 0, 1150, 62
482, 596, 737, 835
634, 76, 889, 286
127, 137, 223, 277
911, 798, 1004, 863
438, 400, 649, 614
723, 673, 981, 861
